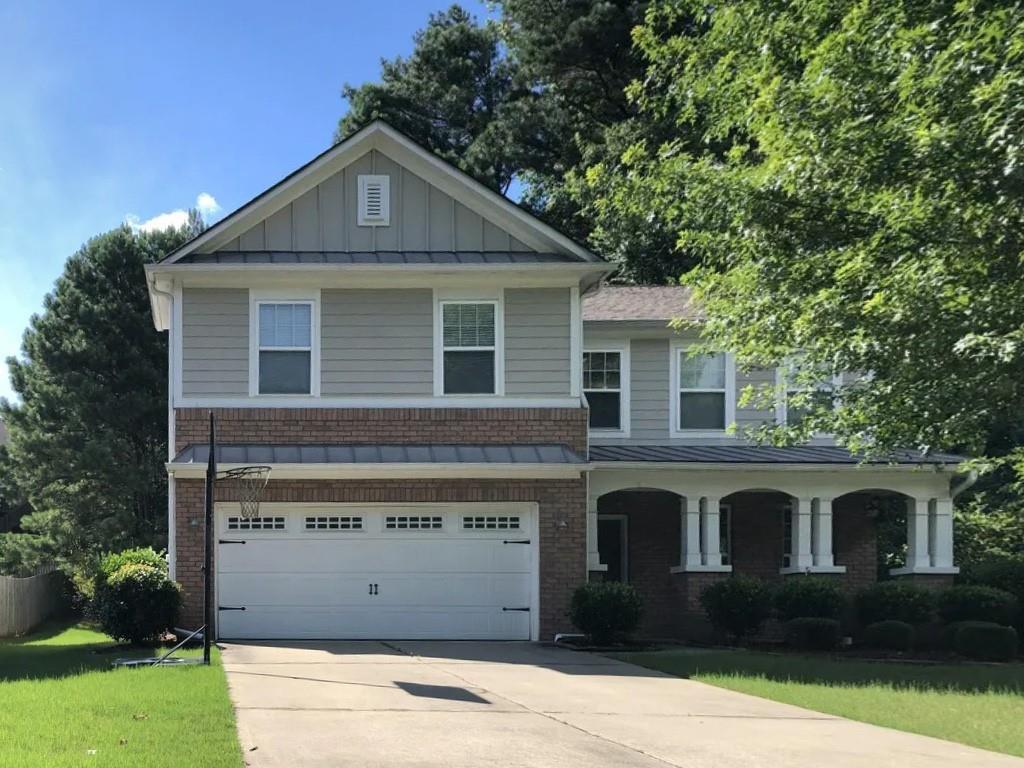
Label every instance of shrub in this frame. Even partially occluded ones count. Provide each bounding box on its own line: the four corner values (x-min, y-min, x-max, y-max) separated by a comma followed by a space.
699, 575, 772, 639
963, 557, 1024, 623
785, 617, 841, 651
855, 582, 934, 626
862, 620, 915, 651
774, 577, 846, 621
937, 585, 1019, 626
93, 562, 181, 644
97, 547, 167, 586
570, 582, 643, 644
952, 622, 1019, 662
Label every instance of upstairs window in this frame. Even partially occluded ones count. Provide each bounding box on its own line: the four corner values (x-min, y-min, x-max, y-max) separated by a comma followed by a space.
583, 351, 622, 430
677, 351, 728, 430
778, 361, 837, 429
257, 302, 313, 394
442, 302, 497, 394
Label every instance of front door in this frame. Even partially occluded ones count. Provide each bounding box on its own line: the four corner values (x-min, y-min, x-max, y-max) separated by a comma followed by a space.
597, 515, 628, 582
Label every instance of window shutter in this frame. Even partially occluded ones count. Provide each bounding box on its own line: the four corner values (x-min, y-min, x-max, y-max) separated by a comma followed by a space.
358, 174, 390, 226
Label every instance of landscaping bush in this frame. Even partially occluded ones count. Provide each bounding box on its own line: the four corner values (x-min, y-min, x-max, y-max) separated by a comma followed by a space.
699, 575, 772, 640
93, 562, 181, 644
570, 581, 643, 644
963, 556, 1024, 626
785, 617, 842, 651
855, 582, 934, 626
937, 585, 1019, 626
862, 620, 915, 651
952, 622, 1019, 662
774, 577, 846, 621
97, 547, 167, 586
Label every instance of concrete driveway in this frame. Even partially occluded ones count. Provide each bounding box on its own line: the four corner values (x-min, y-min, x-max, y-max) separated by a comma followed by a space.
221, 641, 1023, 768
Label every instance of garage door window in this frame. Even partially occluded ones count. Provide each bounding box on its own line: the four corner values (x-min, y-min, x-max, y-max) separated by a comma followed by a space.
463, 515, 521, 530
227, 516, 286, 531
304, 515, 363, 531
385, 515, 443, 530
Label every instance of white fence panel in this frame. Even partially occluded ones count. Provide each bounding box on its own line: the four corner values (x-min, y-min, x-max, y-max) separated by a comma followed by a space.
0, 566, 61, 637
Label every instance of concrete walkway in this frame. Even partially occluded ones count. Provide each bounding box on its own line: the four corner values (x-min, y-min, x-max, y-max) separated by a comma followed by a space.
221, 641, 1023, 768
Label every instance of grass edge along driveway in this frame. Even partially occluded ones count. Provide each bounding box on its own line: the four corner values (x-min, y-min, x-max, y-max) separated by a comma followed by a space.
614, 648, 1024, 759
0, 624, 243, 768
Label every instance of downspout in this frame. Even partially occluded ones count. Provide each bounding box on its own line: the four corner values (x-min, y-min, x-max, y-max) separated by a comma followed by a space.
950, 468, 979, 499
149, 276, 177, 579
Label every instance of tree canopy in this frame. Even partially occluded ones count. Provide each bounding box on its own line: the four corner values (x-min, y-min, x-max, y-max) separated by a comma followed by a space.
0, 222, 199, 576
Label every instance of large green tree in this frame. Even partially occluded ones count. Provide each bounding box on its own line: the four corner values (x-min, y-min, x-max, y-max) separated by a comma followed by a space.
588, 0, 1024, 460
0, 221, 199, 576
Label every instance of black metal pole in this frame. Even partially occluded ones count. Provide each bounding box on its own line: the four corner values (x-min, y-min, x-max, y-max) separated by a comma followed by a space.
203, 411, 216, 665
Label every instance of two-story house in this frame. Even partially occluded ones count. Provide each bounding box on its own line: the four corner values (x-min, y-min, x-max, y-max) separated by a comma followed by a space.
146, 121, 966, 642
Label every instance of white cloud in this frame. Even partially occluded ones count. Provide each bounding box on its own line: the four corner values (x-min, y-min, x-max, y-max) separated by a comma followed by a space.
126, 192, 221, 232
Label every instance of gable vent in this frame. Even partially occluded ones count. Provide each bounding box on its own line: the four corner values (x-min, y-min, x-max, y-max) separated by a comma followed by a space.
358, 174, 390, 226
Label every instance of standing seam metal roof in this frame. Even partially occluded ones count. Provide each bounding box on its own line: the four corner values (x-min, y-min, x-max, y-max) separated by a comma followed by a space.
588, 444, 964, 464
176, 251, 584, 265
173, 443, 587, 465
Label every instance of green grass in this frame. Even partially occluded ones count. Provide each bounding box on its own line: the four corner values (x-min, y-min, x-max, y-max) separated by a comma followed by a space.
614, 648, 1024, 757
0, 623, 242, 768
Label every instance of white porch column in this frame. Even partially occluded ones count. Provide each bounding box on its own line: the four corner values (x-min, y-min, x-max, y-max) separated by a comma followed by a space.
682, 496, 703, 569
790, 497, 814, 570
701, 496, 723, 567
586, 506, 605, 572
931, 498, 955, 569
811, 497, 835, 568
905, 497, 932, 571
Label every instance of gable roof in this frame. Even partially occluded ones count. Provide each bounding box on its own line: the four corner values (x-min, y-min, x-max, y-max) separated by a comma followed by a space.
583, 285, 701, 322
159, 120, 604, 266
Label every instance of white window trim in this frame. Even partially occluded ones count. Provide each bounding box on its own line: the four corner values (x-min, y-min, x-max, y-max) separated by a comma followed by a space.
583, 345, 630, 438
775, 367, 842, 435
433, 290, 505, 397
669, 342, 736, 438
248, 288, 321, 397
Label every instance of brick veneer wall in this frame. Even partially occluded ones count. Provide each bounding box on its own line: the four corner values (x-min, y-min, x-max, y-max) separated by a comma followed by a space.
595, 489, 880, 639
174, 476, 586, 640
175, 408, 589, 455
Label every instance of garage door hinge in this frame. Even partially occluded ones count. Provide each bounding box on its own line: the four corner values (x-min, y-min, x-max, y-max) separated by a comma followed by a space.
502, 539, 530, 545
218, 538, 246, 545
218, 606, 246, 612
502, 607, 530, 612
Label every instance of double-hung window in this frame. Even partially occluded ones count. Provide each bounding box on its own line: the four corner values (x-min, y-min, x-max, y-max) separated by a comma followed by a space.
252, 296, 318, 396
777, 361, 837, 429
674, 349, 732, 432
441, 301, 498, 395
583, 351, 624, 431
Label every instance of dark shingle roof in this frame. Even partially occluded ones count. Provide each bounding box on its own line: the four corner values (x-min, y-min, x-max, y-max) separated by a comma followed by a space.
582, 285, 701, 322
176, 251, 583, 265
173, 443, 586, 465
588, 444, 963, 465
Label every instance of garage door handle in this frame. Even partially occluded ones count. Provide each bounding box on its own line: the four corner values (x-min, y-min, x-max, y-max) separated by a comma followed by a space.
218, 539, 246, 545
502, 607, 530, 612
218, 606, 246, 611
503, 539, 530, 545
368, 583, 378, 595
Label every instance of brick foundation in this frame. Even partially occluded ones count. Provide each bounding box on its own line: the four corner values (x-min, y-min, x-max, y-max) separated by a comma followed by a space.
174, 477, 586, 640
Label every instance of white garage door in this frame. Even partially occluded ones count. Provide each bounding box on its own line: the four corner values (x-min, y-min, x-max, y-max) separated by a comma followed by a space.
216, 503, 536, 640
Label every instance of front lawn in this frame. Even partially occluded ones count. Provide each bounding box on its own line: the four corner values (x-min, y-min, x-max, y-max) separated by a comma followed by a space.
615, 648, 1024, 757
0, 623, 242, 768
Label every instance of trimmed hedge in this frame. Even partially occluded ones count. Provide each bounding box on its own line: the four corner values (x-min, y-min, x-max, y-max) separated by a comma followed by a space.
855, 582, 934, 625
937, 585, 1019, 626
963, 557, 1024, 626
774, 577, 846, 621
863, 620, 915, 651
952, 622, 1019, 662
570, 582, 643, 644
93, 562, 182, 644
699, 576, 773, 639
785, 617, 842, 651
97, 547, 167, 586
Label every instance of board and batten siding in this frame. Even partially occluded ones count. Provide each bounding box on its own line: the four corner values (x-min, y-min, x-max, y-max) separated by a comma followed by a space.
504, 288, 572, 396
321, 289, 433, 396
217, 150, 535, 254
181, 288, 249, 397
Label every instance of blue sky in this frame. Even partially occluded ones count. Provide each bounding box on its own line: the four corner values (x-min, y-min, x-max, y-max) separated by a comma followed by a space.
0, 0, 490, 402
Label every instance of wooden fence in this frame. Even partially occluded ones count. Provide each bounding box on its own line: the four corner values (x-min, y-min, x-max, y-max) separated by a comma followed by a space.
0, 565, 62, 637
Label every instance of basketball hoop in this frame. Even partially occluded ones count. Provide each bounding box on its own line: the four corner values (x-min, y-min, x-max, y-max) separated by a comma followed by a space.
222, 465, 271, 518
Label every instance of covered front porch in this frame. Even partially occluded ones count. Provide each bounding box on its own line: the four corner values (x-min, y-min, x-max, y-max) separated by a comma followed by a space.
587, 454, 965, 639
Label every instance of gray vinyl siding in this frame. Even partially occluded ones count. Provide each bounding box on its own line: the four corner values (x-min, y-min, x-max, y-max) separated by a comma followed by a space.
735, 366, 777, 433
629, 339, 671, 440
320, 290, 433, 396
221, 149, 535, 254
504, 288, 572, 396
181, 288, 249, 397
